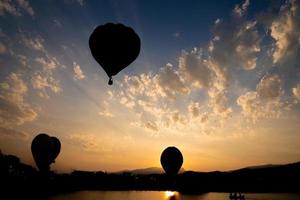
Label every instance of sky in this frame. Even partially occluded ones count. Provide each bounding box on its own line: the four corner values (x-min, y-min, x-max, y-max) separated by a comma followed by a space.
0, 0, 300, 173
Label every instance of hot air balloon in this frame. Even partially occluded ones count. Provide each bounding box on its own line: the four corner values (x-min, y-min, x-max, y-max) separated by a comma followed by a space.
160, 146, 183, 175
89, 23, 141, 85
31, 133, 61, 172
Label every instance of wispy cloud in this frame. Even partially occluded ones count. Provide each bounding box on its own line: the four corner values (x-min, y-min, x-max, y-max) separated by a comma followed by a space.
0, 73, 37, 127
98, 100, 114, 117
17, 33, 63, 98
20, 34, 45, 52
0, 0, 21, 16
0, 126, 29, 140
73, 62, 85, 80
292, 84, 300, 101
233, 0, 250, 17
0, 0, 34, 17
0, 41, 7, 54
173, 31, 181, 38
32, 56, 62, 98
77, 0, 85, 6
16, 0, 34, 16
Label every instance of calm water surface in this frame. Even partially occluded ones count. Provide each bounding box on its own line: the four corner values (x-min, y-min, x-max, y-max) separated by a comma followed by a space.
49, 191, 300, 200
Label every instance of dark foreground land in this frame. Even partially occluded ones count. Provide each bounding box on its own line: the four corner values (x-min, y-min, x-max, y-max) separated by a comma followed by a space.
1, 153, 300, 198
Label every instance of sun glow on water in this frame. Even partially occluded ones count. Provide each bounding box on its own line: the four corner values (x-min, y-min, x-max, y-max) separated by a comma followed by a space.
164, 191, 176, 199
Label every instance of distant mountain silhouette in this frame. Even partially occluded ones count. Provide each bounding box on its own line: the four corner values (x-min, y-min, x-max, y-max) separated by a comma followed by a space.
115, 167, 185, 175
115, 167, 163, 174
232, 164, 282, 171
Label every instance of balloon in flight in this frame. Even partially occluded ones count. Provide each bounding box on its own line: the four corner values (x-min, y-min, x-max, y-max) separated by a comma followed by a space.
31, 133, 61, 172
89, 23, 141, 85
160, 146, 183, 175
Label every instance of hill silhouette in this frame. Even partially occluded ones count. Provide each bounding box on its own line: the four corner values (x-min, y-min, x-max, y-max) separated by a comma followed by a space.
115, 167, 186, 175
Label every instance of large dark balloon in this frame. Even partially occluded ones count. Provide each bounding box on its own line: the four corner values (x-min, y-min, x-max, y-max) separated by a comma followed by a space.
31, 133, 61, 172
89, 23, 141, 85
160, 146, 183, 175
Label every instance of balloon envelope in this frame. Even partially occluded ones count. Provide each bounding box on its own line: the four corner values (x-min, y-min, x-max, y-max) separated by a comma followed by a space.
89, 23, 141, 85
160, 146, 183, 175
31, 133, 61, 172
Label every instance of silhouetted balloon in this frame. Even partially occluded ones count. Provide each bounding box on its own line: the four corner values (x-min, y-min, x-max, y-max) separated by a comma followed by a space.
89, 23, 141, 85
160, 146, 183, 175
31, 133, 61, 172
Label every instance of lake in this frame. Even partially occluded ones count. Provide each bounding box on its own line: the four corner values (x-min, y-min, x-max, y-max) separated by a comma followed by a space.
49, 191, 300, 200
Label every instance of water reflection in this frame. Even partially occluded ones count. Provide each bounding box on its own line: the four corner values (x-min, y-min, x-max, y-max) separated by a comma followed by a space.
164, 191, 179, 200
49, 191, 300, 200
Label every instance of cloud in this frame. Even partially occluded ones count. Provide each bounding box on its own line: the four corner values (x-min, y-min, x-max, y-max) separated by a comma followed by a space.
35, 57, 58, 71
0, 73, 37, 127
31, 73, 62, 98
116, 66, 191, 132
156, 63, 189, 99
169, 111, 187, 126
16, 0, 34, 16
208, 85, 232, 118
130, 119, 161, 133
77, 0, 85, 6
256, 74, 283, 100
188, 102, 201, 118
187, 101, 209, 123
66, 133, 135, 158
292, 84, 300, 101
73, 62, 85, 80
120, 96, 135, 108
233, 0, 250, 17
66, 133, 132, 155
179, 48, 232, 118
137, 99, 165, 116
237, 91, 259, 120
173, 31, 181, 38
98, 99, 114, 117
114, 47, 233, 132
99, 0, 299, 134
16, 54, 28, 66
25, 41, 63, 98
0, 0, 21, 16
270, 0, 300, 64
53, 19, 62, 27
67, 133, 110, 153
124, 75, 146, 95
32, 56, 62, 98
0, 126, 28, 140
0, 41, 7, 54
21, 34, 45, 52
144, 121, 159, 132
0, 0, 34, 16
179, 48, 212, 88
209, 19, 261, 70
98, 110, 114, 117
237, 74, 284, 123
122, 63, 189, 100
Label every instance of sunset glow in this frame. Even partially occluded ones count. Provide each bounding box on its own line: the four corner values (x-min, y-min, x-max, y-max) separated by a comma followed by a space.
1, 0, 300, 173
164, 191, 177, 199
